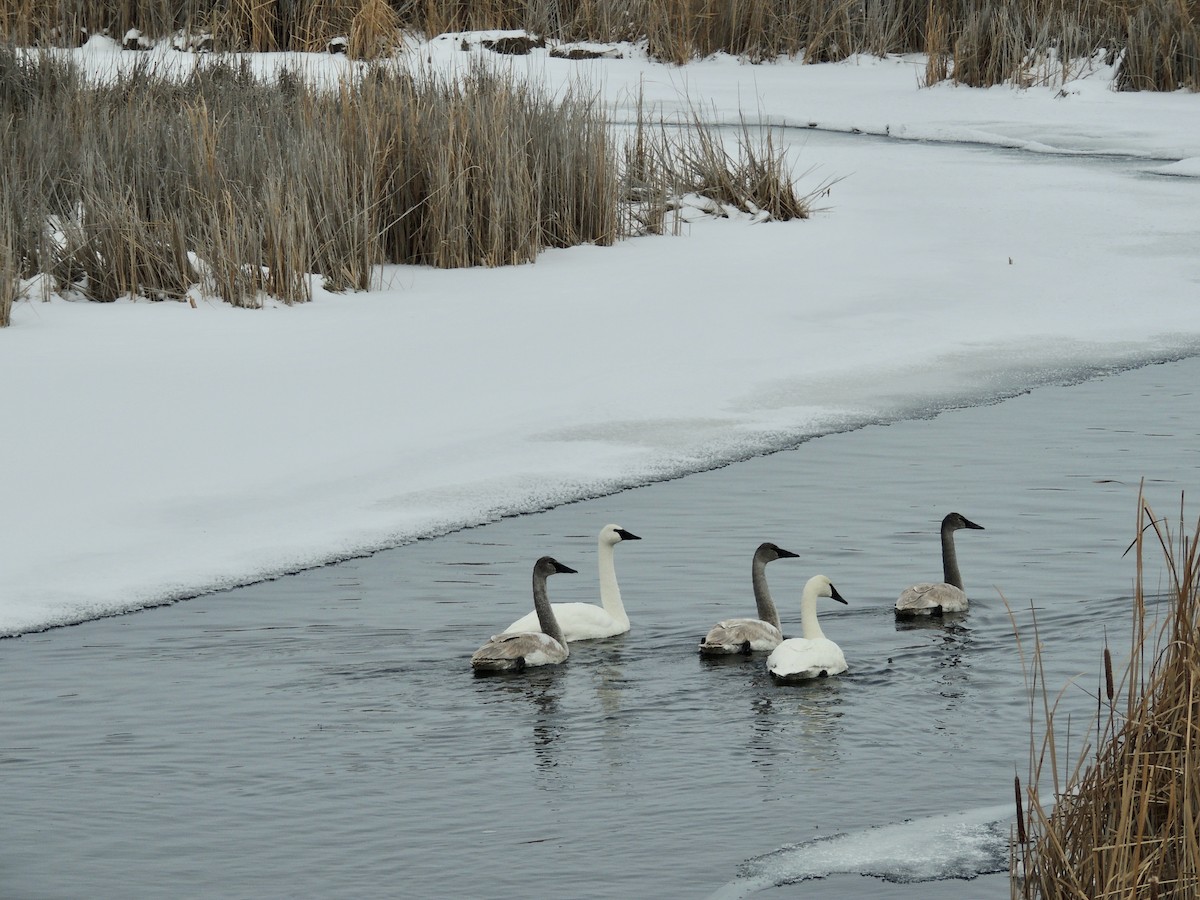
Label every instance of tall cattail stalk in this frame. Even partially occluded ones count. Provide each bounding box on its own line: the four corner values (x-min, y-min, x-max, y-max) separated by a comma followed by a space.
1014, 492, 1200, 899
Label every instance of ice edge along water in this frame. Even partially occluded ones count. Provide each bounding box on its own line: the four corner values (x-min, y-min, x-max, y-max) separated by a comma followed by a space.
7, 35, 1200, 639
707, 804, 1015, 898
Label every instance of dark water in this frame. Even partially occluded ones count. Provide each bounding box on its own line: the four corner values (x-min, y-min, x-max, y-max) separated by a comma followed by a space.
4, 356, 1198, 899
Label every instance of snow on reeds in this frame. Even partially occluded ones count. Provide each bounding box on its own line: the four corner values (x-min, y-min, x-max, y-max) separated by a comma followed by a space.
0, 47, 814, 314
1013, 494, 1200, 899
0, 0, 1196, 90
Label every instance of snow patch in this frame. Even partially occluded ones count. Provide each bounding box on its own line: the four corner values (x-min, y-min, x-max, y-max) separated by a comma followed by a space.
708, 804, 1014, 899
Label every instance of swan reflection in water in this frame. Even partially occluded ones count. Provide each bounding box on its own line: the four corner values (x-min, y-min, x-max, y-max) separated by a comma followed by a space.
894, 616, 974, 697
475, 667, 567, 785
747, 673, 846, 777
472, 634, 636, 789
892, 616, 977, 749
591, 654, 634, 772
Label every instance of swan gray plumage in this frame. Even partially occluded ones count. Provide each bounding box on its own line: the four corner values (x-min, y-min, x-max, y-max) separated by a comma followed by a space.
766, 575, 848, 682
471, 556, 576, 674
502, 524, 641, 641
894, 512, 985, 617
698, 542, 799, 655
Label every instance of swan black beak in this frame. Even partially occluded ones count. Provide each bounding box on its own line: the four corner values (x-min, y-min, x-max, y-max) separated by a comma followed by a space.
777, 547, 800, 559
964, 518, 985, 530
552, 561, 578, 575
616, 529, 642, 541
830, 583, 849, 604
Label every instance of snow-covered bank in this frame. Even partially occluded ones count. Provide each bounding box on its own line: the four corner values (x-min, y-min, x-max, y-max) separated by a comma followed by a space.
50, 35, 1200, 159
3, 40, 1200, 636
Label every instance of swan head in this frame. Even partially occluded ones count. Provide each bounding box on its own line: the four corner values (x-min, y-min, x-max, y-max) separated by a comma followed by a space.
807, 574, 848, 605
601, 524, 642, 545
943, 512, 985, 532
756, 542, 799, 563
535, 556, 578, 577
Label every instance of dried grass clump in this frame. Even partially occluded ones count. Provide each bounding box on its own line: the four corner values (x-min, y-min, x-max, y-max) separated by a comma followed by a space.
618, 102, 830, 235
946, 2, 1030, 88
0, 0, 1197, 90
0, 48, 812, 310
1116, 0, 1200, 91
0, 51, 627, 307
1014, 494, 1200, 899
642, 0, 871, 64
349, 0, 403, 59
0, 0, 205, 48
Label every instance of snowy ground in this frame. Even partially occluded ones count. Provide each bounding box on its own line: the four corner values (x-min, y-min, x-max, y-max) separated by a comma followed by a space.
3, 36, 1199, 636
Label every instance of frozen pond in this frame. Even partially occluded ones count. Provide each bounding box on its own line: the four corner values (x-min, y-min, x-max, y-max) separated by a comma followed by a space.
4, 354, 1198, 898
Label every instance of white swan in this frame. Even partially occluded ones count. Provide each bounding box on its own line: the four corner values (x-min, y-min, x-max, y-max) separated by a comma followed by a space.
767, 575, 848, 682
699, 542, 799, 655
894, 512, 985, 617
502, 524, 641, 641
471, 556, 576, 674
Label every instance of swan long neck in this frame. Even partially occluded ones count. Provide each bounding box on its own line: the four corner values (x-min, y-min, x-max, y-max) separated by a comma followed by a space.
941, 524, 964, 590
751, 554, 782, 631
533, 569, 566, 646
799, 583, 826, 641
597, 538, 627, 624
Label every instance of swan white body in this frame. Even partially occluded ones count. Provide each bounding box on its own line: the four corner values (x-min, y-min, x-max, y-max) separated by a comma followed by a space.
699, 542, 798, 655
502, 524, 640, 641
895, 513, 985, 617
767, 575, 848, 682
471, 557, 576, 674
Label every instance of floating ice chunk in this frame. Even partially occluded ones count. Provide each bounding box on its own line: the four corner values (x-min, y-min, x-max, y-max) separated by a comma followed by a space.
1154, 158, 1200, 178
708, 804, 1014, 899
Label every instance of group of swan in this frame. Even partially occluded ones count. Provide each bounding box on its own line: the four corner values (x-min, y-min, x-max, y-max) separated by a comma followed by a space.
697, 542, 848, 681
471, 513, 984, 679
469, 556, 579, 673
500, 524, 641, 640
471, 524, 640, 674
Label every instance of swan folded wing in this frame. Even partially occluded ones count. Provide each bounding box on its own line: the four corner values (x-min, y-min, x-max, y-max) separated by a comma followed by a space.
503, 602, 624, 642
471, 632, 531, 662
472, 631, 568, 667
895, 582, 968, 614
700, 618, 783, 652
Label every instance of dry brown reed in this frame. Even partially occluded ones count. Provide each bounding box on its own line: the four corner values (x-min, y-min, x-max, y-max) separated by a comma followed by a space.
0, 47, 812, 313
642, 108, 834, 222
1117, 0, 1200, 91
1014, 493, 1200, 899
0, 226, 15, 325
0, 51, 622, 307
349, 0, 403, 59
0, 0, 1195, 89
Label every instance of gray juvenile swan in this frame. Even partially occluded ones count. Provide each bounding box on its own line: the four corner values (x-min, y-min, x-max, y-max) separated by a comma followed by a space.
894, 512, 985, 617
767, 574, 849, 682
502, 524, 641, 641
471, 557, 577, 674
699, 542, 799, 655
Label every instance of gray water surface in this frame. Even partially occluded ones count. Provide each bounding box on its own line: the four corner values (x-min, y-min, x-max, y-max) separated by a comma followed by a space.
4, 356, 1199, 899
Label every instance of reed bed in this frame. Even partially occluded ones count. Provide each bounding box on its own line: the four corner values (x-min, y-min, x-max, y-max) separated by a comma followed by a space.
0, 231, 14, 325
1013, 495, 1200, 899
0, 0, 1195, 90
0, 48, 814, 314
